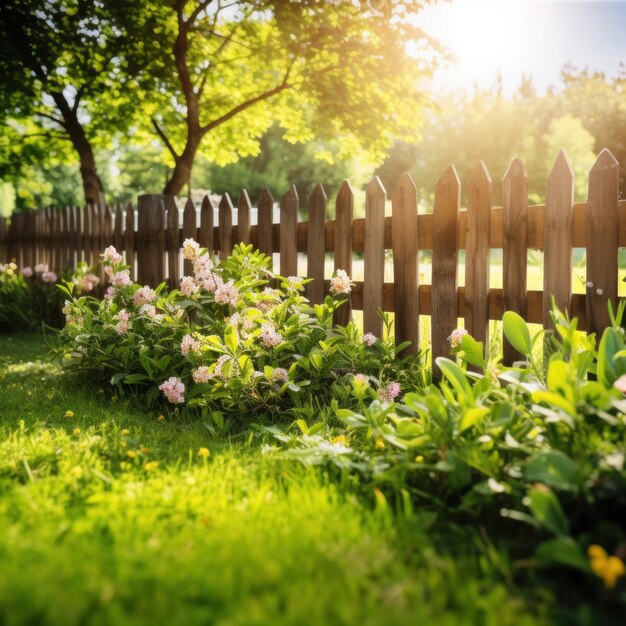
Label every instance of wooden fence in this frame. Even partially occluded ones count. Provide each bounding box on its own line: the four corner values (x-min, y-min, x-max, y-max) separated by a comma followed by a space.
0, 148, 623, 366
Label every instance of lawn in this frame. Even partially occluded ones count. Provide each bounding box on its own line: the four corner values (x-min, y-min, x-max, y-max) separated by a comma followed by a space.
0, 333, 561, 626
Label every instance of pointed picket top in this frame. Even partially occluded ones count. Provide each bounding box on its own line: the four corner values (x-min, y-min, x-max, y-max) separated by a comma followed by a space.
281, 184, 299, 205
547, 149, 573, 183
336, 179, 353, 203
469, 160, 492, 186
591, 147, 619, 172
366, 175, 386, 197
219, 192, 234, 211
310, 182, 327, 205
503, 156, 527, 182
436, 164, 461, 190
238, 188, 251, 209
258, 187, 274, 206
166, 196, 178, 227
201, 194, 214, 213
184, 196, 195, 214
391, 172, 417, 202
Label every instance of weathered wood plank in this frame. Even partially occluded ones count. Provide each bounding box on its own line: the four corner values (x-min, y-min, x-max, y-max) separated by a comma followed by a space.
182, 197, 196, 274
237, 189, 251, 245
306, 183, 326, 304
363, 176, 386, 337
137, 195, 165, 286
279, 185, 298, 277
165, 196, 180, 289
391, 173, 419, 355
257, 188, 274, 261
218, 193, 234, 261
199, 195, 214, 254
124, 203, 135, 278
334, 180, 354, 326
544, 150, 574, 329
502, 157, 528, 364
587, 148, 619, 335
465, 162, 492, 348
432, 165, 461, 367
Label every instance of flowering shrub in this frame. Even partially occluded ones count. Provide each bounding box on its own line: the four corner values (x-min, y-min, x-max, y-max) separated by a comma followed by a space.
60, 242, 422, 421
0, 260, 100, 331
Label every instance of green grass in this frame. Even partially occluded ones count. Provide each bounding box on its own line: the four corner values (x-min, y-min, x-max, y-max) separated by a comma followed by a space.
0, 333, 600, 626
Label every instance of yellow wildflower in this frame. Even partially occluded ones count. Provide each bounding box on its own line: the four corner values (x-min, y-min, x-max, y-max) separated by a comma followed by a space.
70, 466, 83, 478
157, 415, 165, 422
73, 428, 81, 436
145, 461, 159, 472
121, 429, 130, 436
120, 440, 127, 447
588, 544, 626, 589
415, 455, 424, 463
127, 450, 137, 459
332, 435, 347, 445
375, 438, 385, 450
198, 447, 210, 459
65, 410, 74, 418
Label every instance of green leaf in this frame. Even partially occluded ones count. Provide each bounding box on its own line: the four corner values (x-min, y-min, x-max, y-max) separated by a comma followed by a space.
597, 327, 626, 388
459, 334, 485, 368
503, 311, 532, 355
459, 406, 489, 433
435, 358, 473, 402
535, 537, 590, 572
527, 486, 569, 536
524, 450, 579, 492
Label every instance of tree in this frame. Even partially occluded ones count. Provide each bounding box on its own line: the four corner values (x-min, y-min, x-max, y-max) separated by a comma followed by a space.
121, 0, 441, 196
0, 0, 150, 204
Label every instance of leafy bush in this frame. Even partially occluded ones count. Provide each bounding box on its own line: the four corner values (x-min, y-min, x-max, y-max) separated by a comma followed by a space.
0, 261, 100, 332
59, 242, 423, 425
267, 305, 626, 600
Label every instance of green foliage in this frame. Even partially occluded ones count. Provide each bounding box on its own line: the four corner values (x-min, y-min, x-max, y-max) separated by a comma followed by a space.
59, 242, 421, 420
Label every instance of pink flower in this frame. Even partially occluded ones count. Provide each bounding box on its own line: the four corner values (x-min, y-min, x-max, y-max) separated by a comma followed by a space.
354, 373, 369, 385
193, 253, 214, 277
182, 238, 200, 261
260, 323, 283, 348
133, 285, 156, 306
214, 279, 239, 306
272, 368, 289, 383
159, 377, 185, 404
111, 270, 132, 287
115, 309, 131, 334
379, 381, 401, 403
180, 334, 201, 356
192, 367, 211, 384
448, 328, 468, 348
79, 273, 100, 292
41, 271, 58, 284
102, 246, 122, 265
613, 374, 626, 394
329, 269, 353, 295
104, 286, 116, 301
211, 355, 230, 379
201, 272, 221, 293
362, 333, 377, 347
34, 263, 48, 273
180, 276, 199, 296
139, 304, 161, 319
21, 266, 33, 277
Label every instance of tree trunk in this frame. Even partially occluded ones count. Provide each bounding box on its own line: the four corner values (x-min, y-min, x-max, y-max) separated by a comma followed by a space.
163, 139, 199, 197
52, 93, 105, 206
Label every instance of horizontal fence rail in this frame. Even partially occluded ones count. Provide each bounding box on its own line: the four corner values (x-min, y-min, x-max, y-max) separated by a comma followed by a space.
0, 148, 622, 366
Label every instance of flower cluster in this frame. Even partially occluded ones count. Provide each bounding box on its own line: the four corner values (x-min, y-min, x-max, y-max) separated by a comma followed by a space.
329, 269, 353, 296
159, 377, 185, 404
448, 328, 468, 348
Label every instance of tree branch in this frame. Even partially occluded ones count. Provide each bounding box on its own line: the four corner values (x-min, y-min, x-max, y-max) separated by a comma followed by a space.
21, 131, 71, 142
34, 111, 67, 128
200, 68, 293, 134
152, 117, 180, 161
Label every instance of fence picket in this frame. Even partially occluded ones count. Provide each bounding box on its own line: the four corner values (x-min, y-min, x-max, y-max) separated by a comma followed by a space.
465, 162, 492, 349
544, 150, 574, 330
125, 202, 135, 278
237, 190, 251, 245
334, 180, 354, 326
183, 197, 196, 274
257, 188, 274, 260
113, 203, 123, 252
432, 165, 461, 369
218, 193, 234, 260
280, 186, 298, 277
199, 195, 214, 254
364, 176, 386, 338
502, 158, 528, 364
587, 149, 619, 335
166, 196, 180, 289
307, 183, 326, 304
391, 173, 419, 354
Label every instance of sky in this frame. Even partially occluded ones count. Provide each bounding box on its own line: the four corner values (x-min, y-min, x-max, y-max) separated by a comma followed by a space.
412, 0, 626, 94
